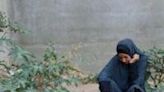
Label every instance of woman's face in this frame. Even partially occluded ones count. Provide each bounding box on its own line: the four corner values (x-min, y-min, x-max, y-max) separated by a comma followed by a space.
118, 53, 132, 64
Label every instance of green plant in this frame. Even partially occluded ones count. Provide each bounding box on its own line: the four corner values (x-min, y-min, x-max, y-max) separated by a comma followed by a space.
0, 12, 82, 92
146, 47, 164, 92
0, 12, 8, 29
0, 12, 27, 33
0, 12, 30, 77
0, 11, 98, 92
0, 43, 82, 92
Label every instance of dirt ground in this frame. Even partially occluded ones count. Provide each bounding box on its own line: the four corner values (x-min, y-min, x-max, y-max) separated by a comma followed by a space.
68, 83, 99, 92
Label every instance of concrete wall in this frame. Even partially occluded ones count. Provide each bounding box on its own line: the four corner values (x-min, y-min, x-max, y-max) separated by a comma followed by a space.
7, 0, 164, 73
0, 0, 8, 12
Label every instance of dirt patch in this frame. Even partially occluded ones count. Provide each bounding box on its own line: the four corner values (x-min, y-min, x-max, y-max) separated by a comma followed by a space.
68, 83, 99, 92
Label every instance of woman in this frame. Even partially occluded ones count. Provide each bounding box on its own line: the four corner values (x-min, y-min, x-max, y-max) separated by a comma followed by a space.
97, 38, 148, 92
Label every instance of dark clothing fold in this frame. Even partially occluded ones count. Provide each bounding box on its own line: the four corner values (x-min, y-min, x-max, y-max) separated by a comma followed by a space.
99, 81, 145, 92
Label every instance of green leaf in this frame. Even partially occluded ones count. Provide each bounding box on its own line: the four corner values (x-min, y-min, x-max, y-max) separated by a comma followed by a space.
0, 12, 8, 28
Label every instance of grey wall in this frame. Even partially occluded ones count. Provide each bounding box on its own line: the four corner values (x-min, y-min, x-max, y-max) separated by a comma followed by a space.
0, 0, 8, 12
7, 0, 164, 73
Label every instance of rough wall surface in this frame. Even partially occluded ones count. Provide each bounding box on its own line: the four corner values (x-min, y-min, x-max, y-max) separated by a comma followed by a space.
6, 0, 164, 73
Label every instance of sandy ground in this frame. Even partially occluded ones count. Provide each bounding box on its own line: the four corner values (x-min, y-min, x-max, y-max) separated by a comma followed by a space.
68, 84, 99, 92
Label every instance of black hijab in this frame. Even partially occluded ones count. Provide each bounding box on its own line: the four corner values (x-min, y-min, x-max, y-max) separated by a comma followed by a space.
116, 38, 144, 57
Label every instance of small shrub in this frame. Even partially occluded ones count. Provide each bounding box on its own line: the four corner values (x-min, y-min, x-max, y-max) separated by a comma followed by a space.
146, 47, 164, 91
0, 12, 81, 92
0, 43, 81, 92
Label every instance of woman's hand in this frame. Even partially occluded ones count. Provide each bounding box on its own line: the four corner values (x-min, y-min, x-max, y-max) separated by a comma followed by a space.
129, 54, 140, 64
